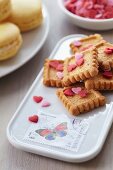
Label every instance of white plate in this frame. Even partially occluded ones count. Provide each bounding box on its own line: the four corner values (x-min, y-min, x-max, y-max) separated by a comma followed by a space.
0, 5, 49, 78
7, 35, 113, 163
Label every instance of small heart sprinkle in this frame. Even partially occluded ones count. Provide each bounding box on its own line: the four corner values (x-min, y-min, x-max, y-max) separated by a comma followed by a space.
73, 40, 82, 47
72, 87, 82, 94
76, 58, 84, 66
56, 72, 63, 79
64, 0, 113, 19
28, 115, 39, 123
102, 71, 113, 79
67, 64, 77, 72
33, 96, 43, 103
75, 53, 84, 61
81, 44, 93, 51
64, 88, 75, 96
49, 60, 60, 69
95, 13, 103, 19
104, 47, 113, 54
42, 101, 51, 107
79, 89, 88, 98
56, 63, 63, 71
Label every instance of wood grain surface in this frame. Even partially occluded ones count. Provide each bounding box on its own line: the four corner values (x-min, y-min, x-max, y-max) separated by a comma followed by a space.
0, 1, 113, 170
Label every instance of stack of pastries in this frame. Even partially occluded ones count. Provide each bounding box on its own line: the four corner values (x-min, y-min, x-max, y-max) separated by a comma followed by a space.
0, 0, 43, 61
43, 34, 113, 116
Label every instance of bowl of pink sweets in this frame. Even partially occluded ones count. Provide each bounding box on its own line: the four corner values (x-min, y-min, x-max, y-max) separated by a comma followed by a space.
58, 0, 113, 30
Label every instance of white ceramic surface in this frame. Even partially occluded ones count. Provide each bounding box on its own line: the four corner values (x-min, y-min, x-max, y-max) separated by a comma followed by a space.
0, 5, 49, 78
58, 0, 113, 31
7, 34, 113, 163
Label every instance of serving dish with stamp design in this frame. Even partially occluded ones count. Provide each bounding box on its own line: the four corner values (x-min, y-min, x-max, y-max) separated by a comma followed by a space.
7, 34, 113, 163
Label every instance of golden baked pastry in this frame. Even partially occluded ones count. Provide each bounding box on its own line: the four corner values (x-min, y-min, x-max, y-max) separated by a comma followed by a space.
70, 34, 103, 54
85, 70, 113, 90
95, 41, 113, 70
43, 59, 64, 87
63, 48, 99, 86
57, 86, 106, 116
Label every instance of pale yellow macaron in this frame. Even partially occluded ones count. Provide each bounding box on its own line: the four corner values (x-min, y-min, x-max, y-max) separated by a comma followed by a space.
8, 0, 43, 32
0, 0, 11, 22
0, 22, 23, 61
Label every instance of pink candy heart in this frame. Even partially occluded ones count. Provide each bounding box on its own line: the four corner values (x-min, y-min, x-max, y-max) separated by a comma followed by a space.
102, 71, 113, 79
75, 53, 84, 61
95, 13, 103, 19
42, 101, 51, 107
56, 72, 63, 79
64, 88, 75, 96
56, 64, 63, 71
104, 47, 113, 54
49, 61, 60, 69
73, 40, 82, 47
81, 44, 93, 51
67, 64, 77, 72
108, 0, 113, 6
79, 89, 88, 98
76, 58, 84, 66
72, 87, 82, 94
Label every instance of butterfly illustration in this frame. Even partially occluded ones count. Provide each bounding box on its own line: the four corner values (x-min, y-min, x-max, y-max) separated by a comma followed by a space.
35, 122, 67, 140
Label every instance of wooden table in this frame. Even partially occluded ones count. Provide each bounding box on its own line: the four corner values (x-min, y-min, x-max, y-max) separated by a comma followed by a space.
1, 1, 113, 169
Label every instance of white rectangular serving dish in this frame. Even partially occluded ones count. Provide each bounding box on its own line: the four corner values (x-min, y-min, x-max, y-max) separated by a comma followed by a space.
7, 34, 113, 163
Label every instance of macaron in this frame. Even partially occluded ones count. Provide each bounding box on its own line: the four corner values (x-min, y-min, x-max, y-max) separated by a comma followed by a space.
0, 0, 11, 22
0, 22, 23, 61
8, 0, 43, 32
